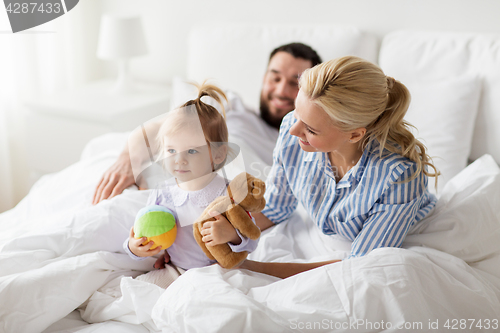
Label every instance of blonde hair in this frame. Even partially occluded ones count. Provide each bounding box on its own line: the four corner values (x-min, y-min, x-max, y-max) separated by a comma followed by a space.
157, 81, 229, 171
299, 56, 439, 186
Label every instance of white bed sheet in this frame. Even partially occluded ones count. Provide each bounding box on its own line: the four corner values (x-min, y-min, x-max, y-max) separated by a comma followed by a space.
0, 135, 154, 333
151, 154, 500, 332
1, 133, 499, 333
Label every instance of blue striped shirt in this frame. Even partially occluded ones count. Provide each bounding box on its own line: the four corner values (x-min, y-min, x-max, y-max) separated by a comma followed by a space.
262, 112, 437, 259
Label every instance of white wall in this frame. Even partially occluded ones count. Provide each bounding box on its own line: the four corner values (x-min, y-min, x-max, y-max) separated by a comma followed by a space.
98, 0, 500, 84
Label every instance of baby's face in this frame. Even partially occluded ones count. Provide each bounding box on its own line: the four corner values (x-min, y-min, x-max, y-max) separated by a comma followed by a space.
163, 130, 213, 183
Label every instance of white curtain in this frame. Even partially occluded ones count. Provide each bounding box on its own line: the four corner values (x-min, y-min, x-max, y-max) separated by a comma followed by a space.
0, 2, 101, 212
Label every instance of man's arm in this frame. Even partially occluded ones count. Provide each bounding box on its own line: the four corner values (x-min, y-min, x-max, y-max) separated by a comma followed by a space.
92, 115, 166, 204
92, 146, 135, 204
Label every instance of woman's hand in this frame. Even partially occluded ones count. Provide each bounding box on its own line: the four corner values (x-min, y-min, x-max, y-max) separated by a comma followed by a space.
93, 149, 136, 205
201, 212, 241, 246
128, 227, 163, 257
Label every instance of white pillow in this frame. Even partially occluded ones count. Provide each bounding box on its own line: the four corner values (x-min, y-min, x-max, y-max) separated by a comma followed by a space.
404, 154, 500, 279
379, 31, 500, 164
186, 25, 379, 111
403, 75, 481, 195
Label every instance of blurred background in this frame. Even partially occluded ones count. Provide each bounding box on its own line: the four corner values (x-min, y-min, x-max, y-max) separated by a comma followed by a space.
1, 0, 499, 212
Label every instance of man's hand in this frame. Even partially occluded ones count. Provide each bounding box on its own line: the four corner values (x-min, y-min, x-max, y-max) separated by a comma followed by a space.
128, 227, 163, 257
201, 212, 241, 247
93, 150, 136, 205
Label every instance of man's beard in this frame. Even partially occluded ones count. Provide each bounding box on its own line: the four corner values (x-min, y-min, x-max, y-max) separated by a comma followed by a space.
259, 95, 291, 130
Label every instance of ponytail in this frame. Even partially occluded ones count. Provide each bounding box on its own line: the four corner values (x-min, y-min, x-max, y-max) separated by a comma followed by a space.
190, 81, 228, 119
365, 77, 439, 186
180, 80, 229, 145
300, 56, 439, 189
157, 81, 230, 171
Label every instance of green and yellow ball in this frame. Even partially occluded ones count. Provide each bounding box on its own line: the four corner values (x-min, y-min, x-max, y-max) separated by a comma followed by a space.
134, 205, 177, 250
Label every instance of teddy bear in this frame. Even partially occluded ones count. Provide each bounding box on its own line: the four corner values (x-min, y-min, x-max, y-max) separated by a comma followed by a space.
193, 172, 266, 269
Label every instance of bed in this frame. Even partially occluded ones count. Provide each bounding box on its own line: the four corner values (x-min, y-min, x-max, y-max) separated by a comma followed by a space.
1, 26, 500, 333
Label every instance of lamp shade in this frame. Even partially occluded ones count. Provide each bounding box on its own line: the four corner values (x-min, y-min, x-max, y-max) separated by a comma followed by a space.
97, 15, 148, 59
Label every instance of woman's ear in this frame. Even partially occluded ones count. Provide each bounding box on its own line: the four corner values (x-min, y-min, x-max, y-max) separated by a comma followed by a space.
349, 127, 366, 143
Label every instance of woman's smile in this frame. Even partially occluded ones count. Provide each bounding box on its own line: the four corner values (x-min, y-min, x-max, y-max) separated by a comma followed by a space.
299, 138, 310, 145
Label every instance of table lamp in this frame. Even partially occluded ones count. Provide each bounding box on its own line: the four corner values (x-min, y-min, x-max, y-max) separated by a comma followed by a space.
97, 15, 148, 94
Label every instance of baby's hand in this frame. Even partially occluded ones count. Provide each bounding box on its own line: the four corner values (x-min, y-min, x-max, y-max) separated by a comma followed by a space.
201, 211, 241, 247
128, 227, 163, 257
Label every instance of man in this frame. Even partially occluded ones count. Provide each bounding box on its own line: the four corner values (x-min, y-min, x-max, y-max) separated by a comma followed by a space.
92, 43, 322, 204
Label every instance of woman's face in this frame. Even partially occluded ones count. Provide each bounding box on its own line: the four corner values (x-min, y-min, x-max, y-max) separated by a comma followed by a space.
289, 89, 352, 154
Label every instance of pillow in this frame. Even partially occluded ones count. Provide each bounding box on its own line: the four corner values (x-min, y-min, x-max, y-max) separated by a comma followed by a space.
379, 30, 500, 164
404, 154, 500, 278
186, 25, 379, 111
403, 75, 481, 195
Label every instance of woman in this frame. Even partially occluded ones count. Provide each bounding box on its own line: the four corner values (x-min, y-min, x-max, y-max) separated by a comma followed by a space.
216, 56, 439, 278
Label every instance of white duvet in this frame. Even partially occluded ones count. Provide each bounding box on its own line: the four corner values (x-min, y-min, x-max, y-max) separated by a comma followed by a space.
0, 133, 499, 333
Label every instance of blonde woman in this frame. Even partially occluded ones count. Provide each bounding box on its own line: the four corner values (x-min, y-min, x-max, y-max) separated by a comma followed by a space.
225, 56, 439, 278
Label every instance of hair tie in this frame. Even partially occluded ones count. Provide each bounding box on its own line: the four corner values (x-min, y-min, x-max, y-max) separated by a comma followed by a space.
386, 76, 396, 90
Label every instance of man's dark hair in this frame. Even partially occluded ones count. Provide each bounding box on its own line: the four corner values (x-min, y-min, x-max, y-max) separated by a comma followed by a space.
269, 42, 322, 67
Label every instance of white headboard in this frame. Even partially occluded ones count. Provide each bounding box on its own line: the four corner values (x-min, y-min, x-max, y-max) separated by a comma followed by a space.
185, 25, 378, 111
182, 25, 500, 187
379, 31, 500, 164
